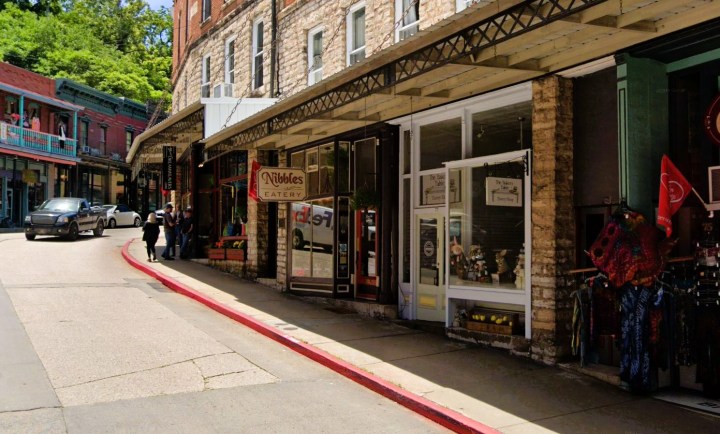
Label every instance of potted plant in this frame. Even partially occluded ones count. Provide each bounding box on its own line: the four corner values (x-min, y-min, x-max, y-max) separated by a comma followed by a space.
208, 240, 226, 260
350, 185, 381, 210
226, 240, 246, 261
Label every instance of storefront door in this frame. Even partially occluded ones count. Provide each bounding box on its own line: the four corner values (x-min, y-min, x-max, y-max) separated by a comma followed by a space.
416, 212, 445, 322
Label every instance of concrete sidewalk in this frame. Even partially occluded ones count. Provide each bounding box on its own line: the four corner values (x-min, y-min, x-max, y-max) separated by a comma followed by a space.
123, 239, 718, 434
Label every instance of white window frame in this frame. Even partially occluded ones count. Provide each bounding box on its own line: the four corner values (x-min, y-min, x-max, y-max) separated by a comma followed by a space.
201, 0, 211, 22
346, 2, 366, 66
225, 36, 236, 84
201, 54, 211, 98
252, 19, 264, 89
395, 0, 420, 42
307, 26, 323, 85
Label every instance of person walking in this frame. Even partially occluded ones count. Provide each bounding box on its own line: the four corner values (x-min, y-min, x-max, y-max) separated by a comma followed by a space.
161, 203, 176, 260
142, 212, 161, 262
180, 207, 194, 259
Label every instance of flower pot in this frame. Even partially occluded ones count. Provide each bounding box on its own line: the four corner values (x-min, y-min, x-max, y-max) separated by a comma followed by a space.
208, 248, 226, 260
225, 249, 245, 261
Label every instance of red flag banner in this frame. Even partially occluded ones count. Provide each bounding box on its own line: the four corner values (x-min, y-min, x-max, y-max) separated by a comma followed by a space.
248, 161, 261, 202
657, 155, 692, 237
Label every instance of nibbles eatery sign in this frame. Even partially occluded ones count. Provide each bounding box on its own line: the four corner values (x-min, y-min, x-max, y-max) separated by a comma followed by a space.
256, 167, 307, 201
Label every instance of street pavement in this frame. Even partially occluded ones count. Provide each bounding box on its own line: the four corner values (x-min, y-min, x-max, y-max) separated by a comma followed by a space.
120, 232, 720, 433
0, 229, 449, 433
2, 228, 719, 433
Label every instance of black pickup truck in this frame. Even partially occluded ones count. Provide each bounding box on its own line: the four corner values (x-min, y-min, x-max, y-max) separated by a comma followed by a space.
24, 197, 105, 241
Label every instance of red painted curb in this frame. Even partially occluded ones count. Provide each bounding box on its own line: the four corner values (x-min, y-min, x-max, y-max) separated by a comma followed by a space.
122, 239, 499, 434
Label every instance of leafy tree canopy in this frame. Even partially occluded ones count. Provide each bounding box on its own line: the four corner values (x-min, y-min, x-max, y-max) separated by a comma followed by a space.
0, 0, 172, 106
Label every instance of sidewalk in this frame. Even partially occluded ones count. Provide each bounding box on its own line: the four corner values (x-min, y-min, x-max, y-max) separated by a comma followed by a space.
123, 239, 719, 434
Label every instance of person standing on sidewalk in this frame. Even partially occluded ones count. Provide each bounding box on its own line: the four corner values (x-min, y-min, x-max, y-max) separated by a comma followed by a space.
180, 207, 194, 259
161, 203, 176, 260
142, 212, 161, 262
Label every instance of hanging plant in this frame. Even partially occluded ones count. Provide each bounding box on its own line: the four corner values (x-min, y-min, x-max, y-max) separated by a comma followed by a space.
350, 185, 381, 210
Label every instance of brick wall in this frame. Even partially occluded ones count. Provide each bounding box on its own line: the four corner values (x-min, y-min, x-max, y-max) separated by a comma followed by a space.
530, 76, 575, 364
0, 62, 55, 96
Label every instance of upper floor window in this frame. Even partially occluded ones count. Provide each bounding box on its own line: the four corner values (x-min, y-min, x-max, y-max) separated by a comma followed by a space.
308, 26, 323, 85
201, 54, 211, 98
252, 19, 264, 89
347, 2, 365, 66
100, 125, 107, 144
225, 37, 236, 84
202, 0, 211, 22
80, 119, 89, 148
396, 0, 419, 41
125, 129, 134, 152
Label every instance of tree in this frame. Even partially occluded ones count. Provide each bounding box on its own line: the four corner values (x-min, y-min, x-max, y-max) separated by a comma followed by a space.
0, 1, 171, 106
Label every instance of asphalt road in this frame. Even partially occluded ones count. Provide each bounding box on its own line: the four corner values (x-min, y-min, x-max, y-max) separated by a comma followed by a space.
0, 228, 448, 433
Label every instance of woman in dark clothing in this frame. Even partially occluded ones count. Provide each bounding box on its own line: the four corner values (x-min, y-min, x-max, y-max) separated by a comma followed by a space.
142, 212, 161, 262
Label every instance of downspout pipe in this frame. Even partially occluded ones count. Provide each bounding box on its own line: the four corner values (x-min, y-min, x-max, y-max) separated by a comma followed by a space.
270, 0, 278, 97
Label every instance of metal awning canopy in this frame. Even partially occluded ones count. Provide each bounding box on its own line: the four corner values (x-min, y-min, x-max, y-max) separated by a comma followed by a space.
203, 0, 720, 157
127, 100, 204, 174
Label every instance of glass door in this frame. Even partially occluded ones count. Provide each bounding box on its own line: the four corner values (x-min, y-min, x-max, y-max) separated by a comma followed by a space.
416, 212, 445, 322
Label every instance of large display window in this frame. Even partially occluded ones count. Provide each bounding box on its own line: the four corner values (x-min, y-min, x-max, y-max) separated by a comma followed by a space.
444, 149, 531, 338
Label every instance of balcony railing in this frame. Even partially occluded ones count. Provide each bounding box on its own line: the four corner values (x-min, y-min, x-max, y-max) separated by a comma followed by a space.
1, 124, 77, 158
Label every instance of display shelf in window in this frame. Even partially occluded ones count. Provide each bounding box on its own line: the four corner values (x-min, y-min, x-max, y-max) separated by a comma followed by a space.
465, 308, 520, 335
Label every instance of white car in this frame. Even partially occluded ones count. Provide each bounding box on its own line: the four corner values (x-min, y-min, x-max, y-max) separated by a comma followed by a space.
102, 204, 142, 228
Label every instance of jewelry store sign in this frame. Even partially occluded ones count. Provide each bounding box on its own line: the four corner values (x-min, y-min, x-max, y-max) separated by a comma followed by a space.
257, 167, 307, 201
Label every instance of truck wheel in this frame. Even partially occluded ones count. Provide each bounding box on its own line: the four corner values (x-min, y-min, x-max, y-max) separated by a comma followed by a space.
134, 217, 141, 227
66, 223, 79, 241
25, 234, 36, 241
108, 218, 116, 228
292, 230, 305, 250
93, 220, 104, 237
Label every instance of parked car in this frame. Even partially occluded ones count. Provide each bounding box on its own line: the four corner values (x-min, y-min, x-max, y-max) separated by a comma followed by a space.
102, 204, 142, 228
24, 197, 105, 241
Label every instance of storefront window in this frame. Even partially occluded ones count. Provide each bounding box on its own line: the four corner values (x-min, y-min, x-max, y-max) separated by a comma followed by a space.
338, 142, 350, 192
471, 102, 532, 158
220, 151, 247, 179
448, 159, 526, 290
291, 198, 334, 278
420, 118, 461, 170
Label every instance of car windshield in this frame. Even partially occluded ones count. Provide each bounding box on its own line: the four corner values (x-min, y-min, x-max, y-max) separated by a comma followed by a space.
38, 199, 79, 212
102, 205, 114, 210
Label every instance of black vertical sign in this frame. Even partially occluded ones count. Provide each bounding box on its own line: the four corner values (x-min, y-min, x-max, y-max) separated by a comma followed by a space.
162, 146, 176, 191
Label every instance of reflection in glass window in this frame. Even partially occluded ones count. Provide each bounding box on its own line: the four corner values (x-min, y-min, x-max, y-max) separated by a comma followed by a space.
319, 144, 334, 196
291, 198, 334, 279
338, 142, 350, 192
472, 102, 532, 158
420, 118, 461, 170
448, 161, 525, 290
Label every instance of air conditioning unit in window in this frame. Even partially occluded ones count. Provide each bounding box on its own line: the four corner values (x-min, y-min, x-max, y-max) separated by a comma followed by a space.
82, 146, 90, 154
213, 83, 233, 98
201, 83, 211, 98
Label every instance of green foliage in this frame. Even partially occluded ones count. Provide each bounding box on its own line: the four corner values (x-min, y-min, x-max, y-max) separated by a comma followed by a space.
0, 1, 171, 106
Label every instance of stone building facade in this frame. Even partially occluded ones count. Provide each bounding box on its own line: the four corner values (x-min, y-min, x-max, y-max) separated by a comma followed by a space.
131, 0, 720, 368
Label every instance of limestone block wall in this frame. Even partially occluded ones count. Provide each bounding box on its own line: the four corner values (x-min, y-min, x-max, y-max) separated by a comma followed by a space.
173, 0, 274, 114
247, 149, 271, 279
530, 76, 575, 364
276, 152, 288, 289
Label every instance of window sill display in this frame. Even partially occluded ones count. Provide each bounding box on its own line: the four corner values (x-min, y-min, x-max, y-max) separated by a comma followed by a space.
464, 308, 520, 336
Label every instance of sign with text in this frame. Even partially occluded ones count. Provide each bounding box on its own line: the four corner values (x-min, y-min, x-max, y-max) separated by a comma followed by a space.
257, 167, 306, 201
485, 176, 522, 207
162, 146, 176, 191
420, 172, 460, 205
